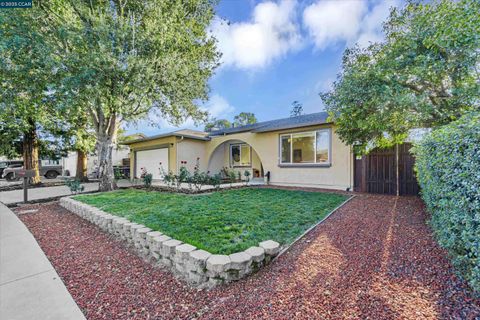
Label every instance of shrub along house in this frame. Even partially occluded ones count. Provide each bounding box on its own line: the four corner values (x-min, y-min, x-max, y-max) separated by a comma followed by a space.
123, 112, 355, 191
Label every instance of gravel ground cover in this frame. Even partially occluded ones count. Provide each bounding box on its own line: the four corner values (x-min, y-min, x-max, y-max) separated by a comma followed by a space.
17, 195, 480, 320
72, 188, 347, 254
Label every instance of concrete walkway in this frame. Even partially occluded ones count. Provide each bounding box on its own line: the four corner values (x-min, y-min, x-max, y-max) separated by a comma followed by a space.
0, 203, 85, 320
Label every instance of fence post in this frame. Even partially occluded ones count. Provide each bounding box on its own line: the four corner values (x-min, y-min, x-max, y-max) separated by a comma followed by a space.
395, 144, 400, 197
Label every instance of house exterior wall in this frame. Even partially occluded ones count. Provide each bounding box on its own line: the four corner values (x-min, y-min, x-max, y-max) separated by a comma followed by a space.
207, 144, 225, 174
205, 124, 353, 190
176, 138, 207, 173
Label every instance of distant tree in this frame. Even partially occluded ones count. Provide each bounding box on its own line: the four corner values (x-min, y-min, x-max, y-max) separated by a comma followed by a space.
290, 101, 304, 117
18, 0, 220, 191
233, 112, 257, 127
204, 118, 232, 132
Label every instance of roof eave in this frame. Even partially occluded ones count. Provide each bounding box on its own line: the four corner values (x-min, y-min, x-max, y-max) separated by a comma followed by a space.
120, 133, 210, 145
209, 128, 254, 136
251, 121, 334, 133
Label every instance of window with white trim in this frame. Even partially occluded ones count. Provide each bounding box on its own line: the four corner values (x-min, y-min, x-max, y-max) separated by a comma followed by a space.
280, 129, 331, 165
230, 144, 251, 167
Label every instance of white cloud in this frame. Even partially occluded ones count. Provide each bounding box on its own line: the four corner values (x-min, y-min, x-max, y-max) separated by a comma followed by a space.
303, 0, 367, 49
203, 94, 235, 119
211, 0, 302, 69
127, 94, 235, 134
357, 0, 400, 47
303, 0, 400, 49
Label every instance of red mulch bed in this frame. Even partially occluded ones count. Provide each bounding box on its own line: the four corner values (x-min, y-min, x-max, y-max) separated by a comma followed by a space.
16, 195, 480, 320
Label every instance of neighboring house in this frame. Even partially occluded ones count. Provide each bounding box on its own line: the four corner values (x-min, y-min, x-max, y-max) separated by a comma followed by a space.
123, 112, 355, 191
62, 133, 146, 177
62, 145, 131, 177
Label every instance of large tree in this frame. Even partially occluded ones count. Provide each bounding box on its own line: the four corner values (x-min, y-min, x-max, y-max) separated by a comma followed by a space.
321, 0, 479, 150
0, 9, 62, 184
33, 0, 220, 191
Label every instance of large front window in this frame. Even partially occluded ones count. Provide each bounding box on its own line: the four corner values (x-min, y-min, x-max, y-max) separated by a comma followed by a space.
230, 144, 251, 167
280, 129, 331, 165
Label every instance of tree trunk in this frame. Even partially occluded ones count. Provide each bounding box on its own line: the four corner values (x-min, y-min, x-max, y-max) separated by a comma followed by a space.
97, 134, 117, 191
23, 120, 41, 185
75, 150, 89, 182
90, 108, 118, 192
395, 143, 400, 197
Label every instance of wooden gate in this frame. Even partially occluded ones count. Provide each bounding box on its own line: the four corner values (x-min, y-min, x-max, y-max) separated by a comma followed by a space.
354, 143, 419, 195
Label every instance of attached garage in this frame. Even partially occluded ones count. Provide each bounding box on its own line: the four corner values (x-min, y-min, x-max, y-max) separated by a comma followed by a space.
122, 129, 211, 180
135, 148, 169, 179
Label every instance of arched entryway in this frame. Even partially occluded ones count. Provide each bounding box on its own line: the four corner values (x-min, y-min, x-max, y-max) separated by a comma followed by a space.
207, 139, 265, 181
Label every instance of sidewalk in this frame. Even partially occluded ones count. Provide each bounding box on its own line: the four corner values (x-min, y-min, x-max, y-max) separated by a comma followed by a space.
0, 203, 85, 320
0, 183, 99, 205
0, 180, 140, 205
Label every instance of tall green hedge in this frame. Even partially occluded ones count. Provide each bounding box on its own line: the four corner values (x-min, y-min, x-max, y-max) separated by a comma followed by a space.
414, 112, 480, 292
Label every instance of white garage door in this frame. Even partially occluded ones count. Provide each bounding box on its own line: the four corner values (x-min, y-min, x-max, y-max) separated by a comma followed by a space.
136, 148, 169, 179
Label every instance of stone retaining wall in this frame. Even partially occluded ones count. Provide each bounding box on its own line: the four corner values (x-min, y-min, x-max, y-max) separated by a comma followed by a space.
59, 197, 280, 288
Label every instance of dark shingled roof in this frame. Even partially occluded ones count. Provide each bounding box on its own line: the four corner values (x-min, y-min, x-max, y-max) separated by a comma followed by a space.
121, 129, 210, 145
209, 111, 331, 136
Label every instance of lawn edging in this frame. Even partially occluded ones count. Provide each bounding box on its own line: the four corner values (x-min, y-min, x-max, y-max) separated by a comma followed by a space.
273, 194, 356, 261
59, 196, 280, 288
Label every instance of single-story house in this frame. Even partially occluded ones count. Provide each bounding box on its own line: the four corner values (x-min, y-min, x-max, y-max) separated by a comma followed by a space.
123, 112, 354, 191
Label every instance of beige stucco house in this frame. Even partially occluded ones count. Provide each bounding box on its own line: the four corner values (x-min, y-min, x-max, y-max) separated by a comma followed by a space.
123, 112, 354, 191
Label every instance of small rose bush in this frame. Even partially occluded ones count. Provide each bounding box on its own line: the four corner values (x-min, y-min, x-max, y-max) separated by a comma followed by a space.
140, 167, 153, 188
413, 112, 480, 292
160, 158, 225, 192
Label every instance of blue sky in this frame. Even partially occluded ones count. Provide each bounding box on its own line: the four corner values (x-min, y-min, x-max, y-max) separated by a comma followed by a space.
127, 0, 400, 136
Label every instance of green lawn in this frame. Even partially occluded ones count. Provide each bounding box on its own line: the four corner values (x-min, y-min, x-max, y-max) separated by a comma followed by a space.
74, 188, 348, 255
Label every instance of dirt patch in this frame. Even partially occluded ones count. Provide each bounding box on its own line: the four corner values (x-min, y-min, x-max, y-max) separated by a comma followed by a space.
17, 195, 480, 319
